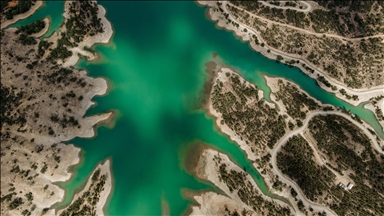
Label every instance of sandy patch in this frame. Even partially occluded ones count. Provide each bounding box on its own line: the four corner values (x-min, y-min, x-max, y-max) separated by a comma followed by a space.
190, 192, 252, 216
1, 1, 115, 215
56, 159, 112, 216
207, 68, 258, 162
0, 141, 81, 216
190, 148, 293, 215
364, 97, 384, 133
96, 160, 112, 216
62, 3, 113, 67
8, 0, 18, 7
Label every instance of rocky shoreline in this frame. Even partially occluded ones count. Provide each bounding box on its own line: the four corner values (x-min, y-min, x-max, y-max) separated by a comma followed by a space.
0, 1, 44, 29
197, 1, 384, 108
0, 1, 114, 215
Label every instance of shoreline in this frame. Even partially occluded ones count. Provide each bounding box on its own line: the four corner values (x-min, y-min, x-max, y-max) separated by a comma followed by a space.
51, 2, 115, 214
0, 1, 44, 29
48, 147, 83, 213
189, 148, 293, 215
181, 188, 217, 216
51, 1, 115, 213
199, 0, 384, 133
205, 67, 258, 162
262, 74, 332, 108
201, 63, 295, 204
12, 0, 115, 213
30, 17, 50, 38
55, 159, 112, 216
51, 155, 112, 213
53, 156, 114, 216
49, 145, 86, 212
1, 1, 115, 214
266, 74, 382, 152
201, 61, 382, 215
62, 3, 114, 68
198, 1, 384, 108
364, 98, 384, 133
262, 75, 384, 136
232, 1, 384, 95
98, 158, 113, 216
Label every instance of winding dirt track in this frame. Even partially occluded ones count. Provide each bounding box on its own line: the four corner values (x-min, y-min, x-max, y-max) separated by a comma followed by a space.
221, 1, 384, 98
259, 0, 313, 13
210, 2, 384, 214
228, 2, 384, 41
270, 110, 382, 216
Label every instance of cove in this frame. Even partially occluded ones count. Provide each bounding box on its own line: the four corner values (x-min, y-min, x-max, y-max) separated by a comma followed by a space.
13, 1, 383, 215
9, 1, 64, 38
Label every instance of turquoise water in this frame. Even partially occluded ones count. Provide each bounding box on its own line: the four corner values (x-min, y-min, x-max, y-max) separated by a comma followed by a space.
14, 1, 383, 215
10, 1, 64, 38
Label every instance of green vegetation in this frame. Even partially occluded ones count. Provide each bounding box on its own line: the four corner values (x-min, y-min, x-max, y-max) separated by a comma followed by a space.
15, 19, 45, 35
21, 209, 30, 216
276, 55, 283, 62
60, 169, 107, 216
225, 1, 384, 89
211, 72, 286, 151
37, 40, 51, 57
48, 40, 72, 60
274, 80, 320, 120
338, 89, 359, 101
0, 1, 108, 214
307, 115, 384, 215
231, 0, 384, 37
8, 197, 23, 210
0, 192, 16, 203
66, 1, 103, 43
290, 188, 297, 198
309, 115, 384, 192
285, 2, 297, 8
45, 67, 86, 87
369, 96, 384, 121
1, 0, 36, 20
277, 114, 384, 215
40, 163, 48, 174
309, 10, 344, 36
314, 1, 384, 36
277, 135, 335, 201
18, 33, 36, 45
83, 46, 96, 54
219, 163, 291, 215
25, 192, 33, 201
91, 168, 100, 181
48, 0, 104, 61
317, 75, 336, 90
0, 86, 25, 128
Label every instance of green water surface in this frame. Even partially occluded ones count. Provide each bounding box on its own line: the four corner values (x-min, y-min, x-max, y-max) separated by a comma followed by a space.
14, 1, 383, 215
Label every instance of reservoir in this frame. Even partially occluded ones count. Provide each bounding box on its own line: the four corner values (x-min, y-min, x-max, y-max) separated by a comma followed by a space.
13, 1, 384, 215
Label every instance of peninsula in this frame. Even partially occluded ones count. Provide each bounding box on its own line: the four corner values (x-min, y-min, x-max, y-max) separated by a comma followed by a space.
198, 0, 384, 127
188, 56, 383, 215
1, 1, 383, 215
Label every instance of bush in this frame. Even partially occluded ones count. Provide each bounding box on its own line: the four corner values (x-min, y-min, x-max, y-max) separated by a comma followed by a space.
3, 0, 35, 20
16, 19, 45, 35
19, 34, 36, 45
